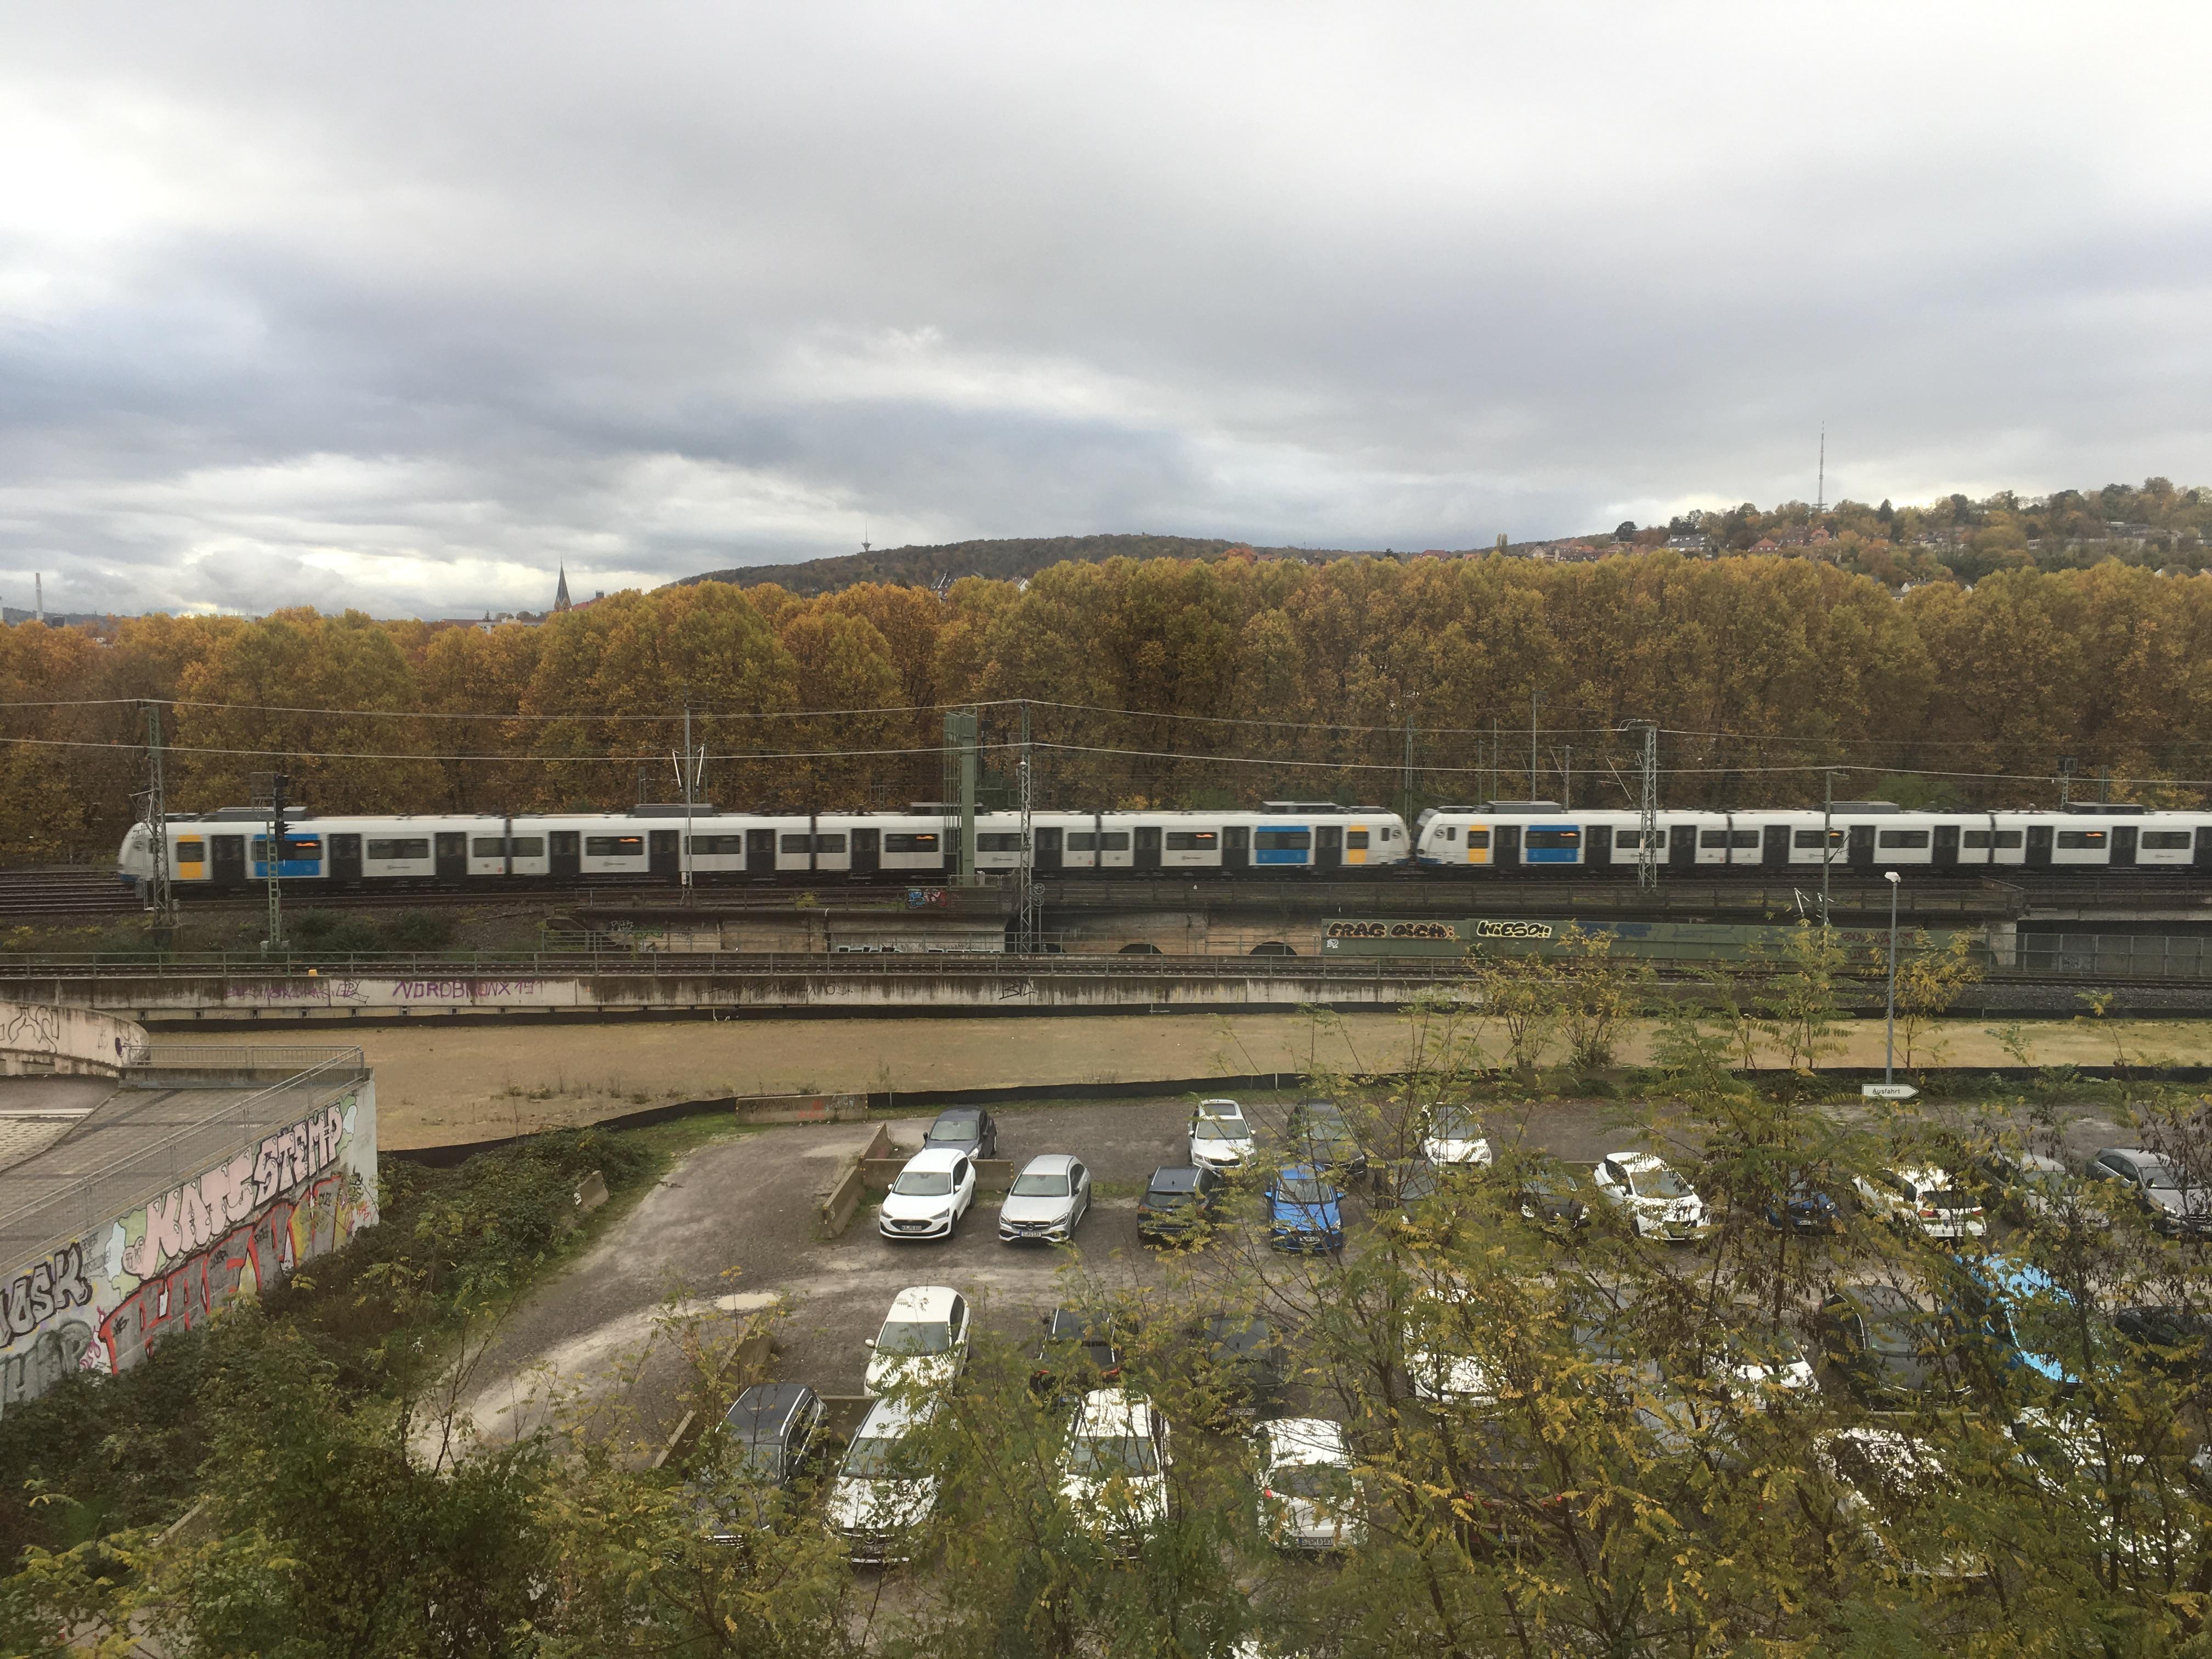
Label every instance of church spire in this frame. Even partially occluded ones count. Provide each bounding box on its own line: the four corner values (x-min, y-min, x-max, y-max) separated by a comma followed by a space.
554, 564, 572, 613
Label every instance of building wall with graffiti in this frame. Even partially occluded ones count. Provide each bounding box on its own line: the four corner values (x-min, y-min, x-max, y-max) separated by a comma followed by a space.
0, 1079, 377, 1413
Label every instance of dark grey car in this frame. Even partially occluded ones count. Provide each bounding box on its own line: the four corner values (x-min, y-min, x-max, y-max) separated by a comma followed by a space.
2087, 1147, 2212, 1236
924, 1107, 998, 1160
702, 1383, 826, 1539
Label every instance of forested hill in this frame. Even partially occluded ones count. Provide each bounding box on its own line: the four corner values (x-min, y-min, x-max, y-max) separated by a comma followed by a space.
669, 533, 1372, 596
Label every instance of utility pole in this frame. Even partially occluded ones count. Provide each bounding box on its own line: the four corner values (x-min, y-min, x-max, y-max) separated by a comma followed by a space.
943, 710, 979, 886
1491, 715, 1500, 805
2057, 755, 2078, 809
1529, 690, 1541, 799
1621, 721, 1659, 890
1560, 743, 1572, 810
676, 702, 701, 893
1400, 712, 1415, 826
255, 770, 290, 951
1015, 701, 1037, 952
1884, 871, 1901, 1085
1821, 768, 1838, 930
143, 702, 174, 928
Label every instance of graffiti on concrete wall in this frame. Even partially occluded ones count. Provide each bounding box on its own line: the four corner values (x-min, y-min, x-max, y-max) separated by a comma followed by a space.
0, 1086, 378, 1415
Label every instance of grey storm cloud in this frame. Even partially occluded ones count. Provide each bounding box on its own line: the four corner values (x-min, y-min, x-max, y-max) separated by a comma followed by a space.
1, 3, 2209, 618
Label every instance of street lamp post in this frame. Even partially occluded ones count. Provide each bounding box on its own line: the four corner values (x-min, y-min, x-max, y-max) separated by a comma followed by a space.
1884, 870, 1901, 1086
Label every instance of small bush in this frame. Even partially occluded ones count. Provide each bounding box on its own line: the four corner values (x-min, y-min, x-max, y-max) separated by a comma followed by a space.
384, 910, 453, 952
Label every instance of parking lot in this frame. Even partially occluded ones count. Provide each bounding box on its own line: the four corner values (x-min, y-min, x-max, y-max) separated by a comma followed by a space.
452, 1088, 2136, 1452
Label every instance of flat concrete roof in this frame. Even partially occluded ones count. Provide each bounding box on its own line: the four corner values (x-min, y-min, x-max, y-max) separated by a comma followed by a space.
0, 1058, 368, 1269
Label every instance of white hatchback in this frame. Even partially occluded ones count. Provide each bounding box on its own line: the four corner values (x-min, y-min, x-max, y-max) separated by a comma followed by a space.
864, 1285, 972, 1398
1188, 1100, 1256, 1171
1593, 1152, 1710, 1240
879, 1147, 978, 1241
1059, 1389, 1172, 1547
825, 1394, 941, 1564
1852, 1165, 1985, 1240
1420, 1105, 1493, 1169
1256, 1418, 1364, 1551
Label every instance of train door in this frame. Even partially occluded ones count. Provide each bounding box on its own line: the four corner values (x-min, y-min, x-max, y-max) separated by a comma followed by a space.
1847, 825, 1875, 869
648, 830, 680, 881
1494, 825, 1522, 868
1762, 825, 1790, 869
1585, 826, 1612, 871
746, 827, 776, 878
1222, 826, 1249, 871
550, 831, 581, 881
1316, 825, 1342, 870
1134, 825, 1162, 872
1668, 827, 1694, 871
435, 832, 467, 883
329, 833, 363, 887
2197, 830, 2212, 871
1033, 826, 1062, 872
2111, 825, 2138, 867
2025, 825, 2053, 868
1933, 823, 1961, 868
211, 833, 246, 889
851, 827, 881, 876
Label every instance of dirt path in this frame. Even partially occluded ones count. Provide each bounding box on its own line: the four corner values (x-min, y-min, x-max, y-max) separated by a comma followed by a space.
150, 1012, 2212, 1150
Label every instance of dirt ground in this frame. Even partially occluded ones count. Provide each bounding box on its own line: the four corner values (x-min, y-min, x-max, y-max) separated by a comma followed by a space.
149, 1011, 2212, 1150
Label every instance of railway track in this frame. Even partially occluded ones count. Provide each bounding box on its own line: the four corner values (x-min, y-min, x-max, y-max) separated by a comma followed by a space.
0, 869, 145, 919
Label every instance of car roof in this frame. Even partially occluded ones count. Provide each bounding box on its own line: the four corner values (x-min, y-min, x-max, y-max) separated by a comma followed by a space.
932, 1107, 983, 1124
1018, 1153, 1077, 1175
1045, 1307, 1111, 1341
1606, 1151, 1665, 1170
902, 1147, 969, 1173
1837, 1282, 1922, 1317
1148, 1165, 1203, 1190
886, 1284, 962, 1321
1073, 1388, 1153, 1434
1276, 1163, 1325, 1182
855, 1393, 938, 1436
1262, 1417, 1350, 1463
1206, 1314, 1274, 1348
1196, 1098, 1245, 1115
724, 1383, 815, 1439
2098, 1147, 2168, 1170
1894, 1164, 1951, 1186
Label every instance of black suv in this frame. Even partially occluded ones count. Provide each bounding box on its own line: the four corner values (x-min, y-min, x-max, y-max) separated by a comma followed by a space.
1286, 1098, 1368, 1180
1030, 1308, 1125, 1404
1138, 1164, 1227, 1244
923, 1107, 999, 1160
1188, 1312, 1291, 1420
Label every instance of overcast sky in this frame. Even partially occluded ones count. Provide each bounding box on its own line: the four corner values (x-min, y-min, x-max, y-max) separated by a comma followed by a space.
3, 5, 2208, 619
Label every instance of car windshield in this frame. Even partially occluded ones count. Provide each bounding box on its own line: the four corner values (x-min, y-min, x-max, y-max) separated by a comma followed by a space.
1066, 1432, 1159, 1477
876, 1319, 951, 1356
1926, 1188, 1974, 1211
1527, 1167, 1578, 1194
1011, 1172, 1069, 1197
1627, 1165, 1689, 1199
932, 1113, 979, 1137
1193, 1119, 1244, 1141
893, 1170, 953, 1197
842, 1434, 913, 1479
2142, 1164, 2187, 1191
1270, 1462, 1353, 1501
733, 1436, 786, 1478
1279, 1177, 1331, 1205
1429, 1109, 1479, 1138
1865, 1313, 1922, 1357
1146, 1188, 1190, 1207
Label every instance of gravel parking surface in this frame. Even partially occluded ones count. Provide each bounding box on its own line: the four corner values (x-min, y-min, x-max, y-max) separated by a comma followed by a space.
450, 1090, 2137, 1453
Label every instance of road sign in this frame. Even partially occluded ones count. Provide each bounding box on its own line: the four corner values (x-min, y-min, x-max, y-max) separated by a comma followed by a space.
1861, 1083, 1918, 1100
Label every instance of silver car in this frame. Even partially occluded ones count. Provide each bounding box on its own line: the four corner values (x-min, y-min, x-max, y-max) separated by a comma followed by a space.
999, 1154, 1093, 1243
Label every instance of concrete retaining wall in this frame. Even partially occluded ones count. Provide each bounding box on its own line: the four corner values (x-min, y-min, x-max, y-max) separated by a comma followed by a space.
817, 1124, 894, 1237
0, 1001, 147, 1077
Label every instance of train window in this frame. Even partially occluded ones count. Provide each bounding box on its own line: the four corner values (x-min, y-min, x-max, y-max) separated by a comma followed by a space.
1067, 832, 1096, 851
584, 836, 644, 857
1164, 831, 1217, 850
816, 834, 848, 853
1255, 829, 1312, 851
1963, 831, 1990, 848
688, 834, 747, 855
1616, 829, 1667, 849
1699, 830, 1730, 849
1731, 831, 1758, 848
1793, 828, 1842, 849
1877, 830, 1931, 848
366, 838, 431, 861
250, 837, 320, 860
886, 833, 940, 853
1442, 827, 1458, 842
509, 837, 544, 859
471, 837, 506, 858
1994, 830, 2023, 848
1467, 830, 1491, 850
1525, 829, 1579, 850
978, 832, 1027, 851
1345, 830, 1369, 850
2056, 831, 2107, 849
2143, 831, 2193, 850
176, 838, 205, 861
1098, 832, 1130, 851
779, 834, 811, 853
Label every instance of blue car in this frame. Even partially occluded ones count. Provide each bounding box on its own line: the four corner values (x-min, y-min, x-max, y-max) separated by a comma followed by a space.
1948, 1256, 2082, 1391
1265, 1164, 1345, 1252
1765, 1178, 1841, 1234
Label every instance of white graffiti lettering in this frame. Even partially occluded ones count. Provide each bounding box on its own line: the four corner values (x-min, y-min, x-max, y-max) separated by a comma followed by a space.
122, 1103, 348, 1279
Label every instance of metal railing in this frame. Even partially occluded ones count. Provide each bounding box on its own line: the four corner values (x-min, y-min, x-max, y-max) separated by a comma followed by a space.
2012, 933, 2212, 980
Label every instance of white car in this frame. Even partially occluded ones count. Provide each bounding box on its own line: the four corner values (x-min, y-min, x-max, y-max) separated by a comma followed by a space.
1593, 1153, 1710, 1240
1401, 1285, 1499, 1406
1256, 1418, 1364, 1551
826, 1394, 941, 1564
879, 1147, 978, 1241
863, 1285, 972, 1398
1812, 1427, 1988, 1579
1419, 1105, 1493, 1170
1188, 1100, 1256, 1171
1706, 1323, 1818, 1404
1058, 1389, 1172, 1547
1852, 1165, 1985, 1240
998, 1153, 1092, 1243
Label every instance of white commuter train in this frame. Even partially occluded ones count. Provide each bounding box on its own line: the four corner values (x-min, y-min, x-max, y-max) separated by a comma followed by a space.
113, 800, 1413, 893
112, 795, 2212, 895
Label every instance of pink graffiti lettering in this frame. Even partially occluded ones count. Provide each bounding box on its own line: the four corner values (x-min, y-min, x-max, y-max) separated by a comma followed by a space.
97, 1172, 359, 1374
124, 1103, 349, 1278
